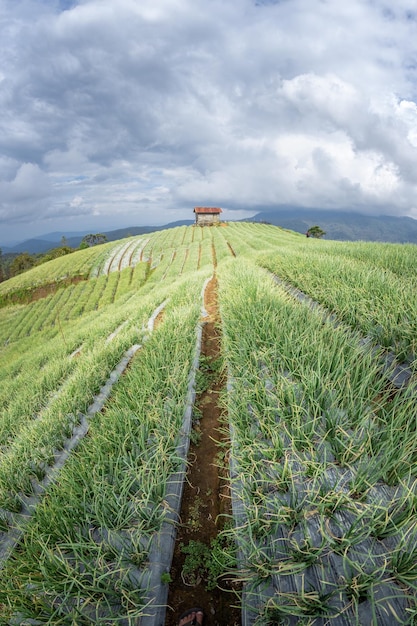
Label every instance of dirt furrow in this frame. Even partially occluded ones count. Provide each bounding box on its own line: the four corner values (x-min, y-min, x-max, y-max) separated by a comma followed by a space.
165, 277, 240, 626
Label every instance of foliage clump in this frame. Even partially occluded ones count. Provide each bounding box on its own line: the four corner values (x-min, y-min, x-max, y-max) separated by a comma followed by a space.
306, 225, 326, 238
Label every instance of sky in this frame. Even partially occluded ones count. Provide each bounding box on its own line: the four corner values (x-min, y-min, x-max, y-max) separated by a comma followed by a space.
1, 0, 417, 244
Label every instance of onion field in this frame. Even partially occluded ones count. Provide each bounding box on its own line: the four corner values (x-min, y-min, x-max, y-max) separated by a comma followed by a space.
0, 223, 416, 625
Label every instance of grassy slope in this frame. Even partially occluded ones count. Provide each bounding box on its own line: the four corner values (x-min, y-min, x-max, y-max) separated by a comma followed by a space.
0, 223, 416, 623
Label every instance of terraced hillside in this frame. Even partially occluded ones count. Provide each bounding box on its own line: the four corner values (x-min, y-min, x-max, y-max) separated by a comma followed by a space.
0, 223, 416, 625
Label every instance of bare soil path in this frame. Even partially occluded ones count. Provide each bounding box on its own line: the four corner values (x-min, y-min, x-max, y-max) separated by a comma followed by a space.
165, 277, 241, 626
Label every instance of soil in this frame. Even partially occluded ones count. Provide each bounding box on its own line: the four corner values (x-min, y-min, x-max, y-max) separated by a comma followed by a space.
165, 277, 241, 626
4, 275, 86, 306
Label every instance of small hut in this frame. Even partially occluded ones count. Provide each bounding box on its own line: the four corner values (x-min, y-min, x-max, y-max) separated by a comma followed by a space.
193, 207, 222, 226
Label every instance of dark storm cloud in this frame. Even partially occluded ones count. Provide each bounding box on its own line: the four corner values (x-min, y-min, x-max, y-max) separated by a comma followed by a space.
1, 0, 417, 241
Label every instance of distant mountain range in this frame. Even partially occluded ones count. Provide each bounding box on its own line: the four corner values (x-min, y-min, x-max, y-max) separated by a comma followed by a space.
249, 209, 417, 243
1, 221, 192, 254
2, 210, 417, 255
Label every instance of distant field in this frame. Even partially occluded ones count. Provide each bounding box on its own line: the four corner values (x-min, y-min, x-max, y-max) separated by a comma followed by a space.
0, 223, 416, 625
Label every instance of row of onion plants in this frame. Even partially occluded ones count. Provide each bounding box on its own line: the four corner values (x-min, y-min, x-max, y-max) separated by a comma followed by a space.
3, 287, 69, 342
127, 237, 151, 268
101, 238, 138, 275
192, 224, 206, 244
68, 278, 102, 319
313, 239, 417, 281
148, 251, 177, 284
0, 242, 115, 305
218, 259, 417, 625
36, 284, 86, 333
146, 229, 227, 284
149, 226, 184, 258
169, 237, 212, 278
199, 238, 214, 268
5, 272, 120, 344
3, 250, 191, 424
0, 275, 186, 513
0, 305, 21, 344
44, 277, 106, 326
113, 267, 134, 301
161, 248, 189, 282
47, 283, 85, 326
259, 247, 417, 364
0, 272, 208, 624
136, 230, 174, 271
130, 261, 149, 290
81, 275, 111, 314
181, 243, 198, 274
219, 223, 258, 256
2, 267, 131, 343
98, 271, 120, 307
185, 224, 200, 245
183, 241, 204, 273
0, 302, 124, 451
3, 299, 47, 343
225, 222, 302, 256
0, 344, 77, 450
210, 227, 235, 263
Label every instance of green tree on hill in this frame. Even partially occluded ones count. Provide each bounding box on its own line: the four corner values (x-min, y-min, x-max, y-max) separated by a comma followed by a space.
306, 225, 326, 238
79, 233, 108, 248
10, 253, 36, 276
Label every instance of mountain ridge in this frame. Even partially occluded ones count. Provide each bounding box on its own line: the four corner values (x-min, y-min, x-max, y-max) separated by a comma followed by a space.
248, 209, 417, 243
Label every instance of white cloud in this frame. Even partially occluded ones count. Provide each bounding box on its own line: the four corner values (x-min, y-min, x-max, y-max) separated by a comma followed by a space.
1, 0, 417, 241
0, 163, 52, 222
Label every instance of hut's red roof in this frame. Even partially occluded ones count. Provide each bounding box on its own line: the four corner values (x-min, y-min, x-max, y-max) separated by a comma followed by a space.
193, 207, 222, 214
